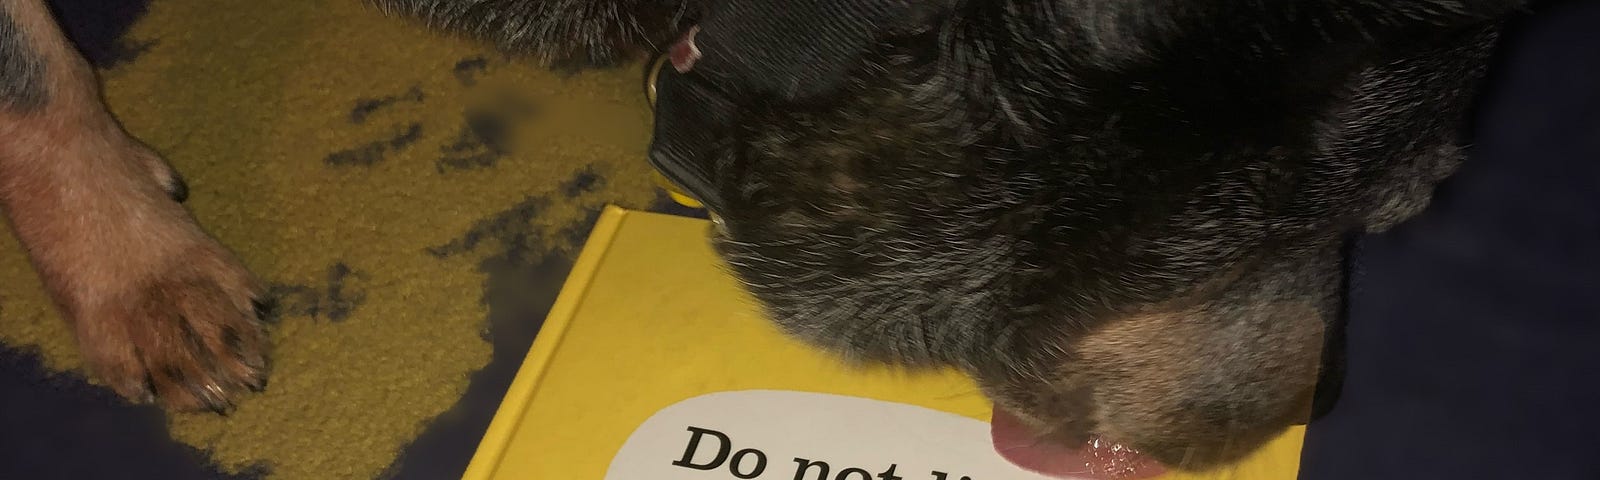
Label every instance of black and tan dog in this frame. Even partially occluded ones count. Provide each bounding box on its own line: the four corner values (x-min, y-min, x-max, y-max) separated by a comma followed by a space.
1, 0, 1528, 477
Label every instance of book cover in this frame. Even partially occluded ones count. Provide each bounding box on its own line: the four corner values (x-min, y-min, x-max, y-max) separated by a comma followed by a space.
462, 206, 1306, 480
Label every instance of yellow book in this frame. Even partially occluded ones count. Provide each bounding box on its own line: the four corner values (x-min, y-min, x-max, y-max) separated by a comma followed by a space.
462, 206, 1306, 480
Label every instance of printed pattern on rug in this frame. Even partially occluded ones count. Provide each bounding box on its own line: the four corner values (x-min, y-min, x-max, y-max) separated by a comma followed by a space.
0, 0, 672, 478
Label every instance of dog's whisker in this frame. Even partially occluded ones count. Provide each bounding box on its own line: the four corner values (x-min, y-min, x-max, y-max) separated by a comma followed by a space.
1179, 444, 1198, 472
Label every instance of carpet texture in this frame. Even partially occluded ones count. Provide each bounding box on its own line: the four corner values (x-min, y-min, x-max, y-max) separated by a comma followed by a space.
0, 0, 680, 478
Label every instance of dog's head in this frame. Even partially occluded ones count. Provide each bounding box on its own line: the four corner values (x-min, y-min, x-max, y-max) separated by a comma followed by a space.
679, 84, 1338, 476
643, 0, 1509, 476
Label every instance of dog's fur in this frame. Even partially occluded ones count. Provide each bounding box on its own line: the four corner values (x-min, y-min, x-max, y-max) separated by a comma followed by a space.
684, 3, 1511, 468
1, 0, 1525, 472
0, 0, 265, 412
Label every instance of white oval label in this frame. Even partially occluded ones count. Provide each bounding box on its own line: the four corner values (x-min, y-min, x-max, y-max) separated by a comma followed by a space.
605, 390, 1068, 480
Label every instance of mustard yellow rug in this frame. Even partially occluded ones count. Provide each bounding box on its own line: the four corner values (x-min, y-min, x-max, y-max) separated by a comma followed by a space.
0, 0, 673, 478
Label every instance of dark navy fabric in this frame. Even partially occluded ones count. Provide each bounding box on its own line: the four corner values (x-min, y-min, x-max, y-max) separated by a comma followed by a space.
0, 347, 268, 480
1299, 1, 1600, 479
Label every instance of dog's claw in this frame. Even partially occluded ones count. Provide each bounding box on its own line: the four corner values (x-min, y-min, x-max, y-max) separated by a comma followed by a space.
195, 382, 233, 415
166, 174, 189, 203
129, 373, 157, 404
246, 375, 267, 393
251, 297, 275, 323
242, 356, 269, 393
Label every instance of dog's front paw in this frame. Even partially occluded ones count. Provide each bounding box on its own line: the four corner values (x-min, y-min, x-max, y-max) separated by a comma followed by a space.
60, 235, 269, 413
0, 134, 271, 412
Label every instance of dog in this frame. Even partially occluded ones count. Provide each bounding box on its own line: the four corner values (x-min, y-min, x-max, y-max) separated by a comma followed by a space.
1, 0, 1528, 477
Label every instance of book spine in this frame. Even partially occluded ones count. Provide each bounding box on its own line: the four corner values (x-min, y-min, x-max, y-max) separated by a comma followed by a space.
460, 205, 631, 480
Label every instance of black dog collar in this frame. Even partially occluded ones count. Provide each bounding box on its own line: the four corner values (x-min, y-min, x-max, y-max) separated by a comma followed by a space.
642, 0, 929, 214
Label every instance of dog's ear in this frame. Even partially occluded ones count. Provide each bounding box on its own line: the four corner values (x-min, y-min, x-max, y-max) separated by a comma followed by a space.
368, 0, 711, 69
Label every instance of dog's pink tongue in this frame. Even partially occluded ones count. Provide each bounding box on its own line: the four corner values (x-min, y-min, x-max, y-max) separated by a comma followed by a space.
990, 408, 1167, 480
